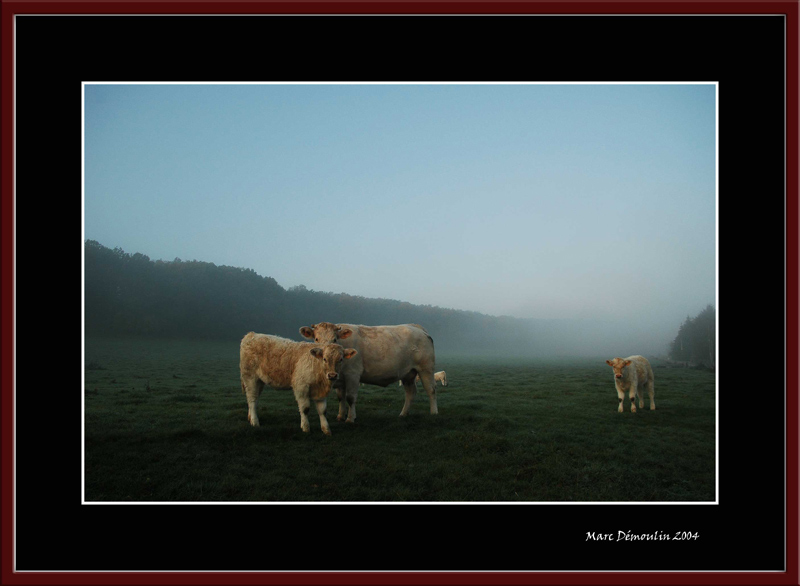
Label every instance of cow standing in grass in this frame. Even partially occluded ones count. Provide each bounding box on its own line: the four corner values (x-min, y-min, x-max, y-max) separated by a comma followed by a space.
239, 332, 357, 435
605, 355, 655, 413
299, 322, 437, 422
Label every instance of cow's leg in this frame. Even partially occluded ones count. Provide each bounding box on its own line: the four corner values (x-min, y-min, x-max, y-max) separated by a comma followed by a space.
242, 376, 264, 426
629, 385, 637, 413
638, 385, 644, 410
315, 398, 331, 435
418, 370, 438, 415
342, 374, 359, 423
399, 372, 418, 417
294, 386, 312, 432
647, 379, 655, 410
616, 383, 625, 413
334, 382, 348, 422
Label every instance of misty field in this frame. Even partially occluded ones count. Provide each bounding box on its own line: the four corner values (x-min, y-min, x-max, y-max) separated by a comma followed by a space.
83, 336, 716, 502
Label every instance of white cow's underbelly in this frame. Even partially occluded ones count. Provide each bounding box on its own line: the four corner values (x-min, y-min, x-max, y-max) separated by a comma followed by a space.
361, 374, 404, 388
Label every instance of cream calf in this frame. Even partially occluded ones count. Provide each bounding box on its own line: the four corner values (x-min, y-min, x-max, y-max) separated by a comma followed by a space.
240, 332, 357, 435
605, 355, 655, 413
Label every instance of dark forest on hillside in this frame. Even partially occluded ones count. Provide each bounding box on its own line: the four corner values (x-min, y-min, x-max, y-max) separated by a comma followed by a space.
83, 240, 529, 356
83, 240, 712, 360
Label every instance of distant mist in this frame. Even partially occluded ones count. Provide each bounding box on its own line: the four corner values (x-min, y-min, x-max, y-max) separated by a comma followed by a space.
84, 240, 683, 360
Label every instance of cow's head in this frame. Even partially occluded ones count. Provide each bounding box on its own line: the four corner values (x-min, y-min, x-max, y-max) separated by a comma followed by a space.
605, 357, 632, 379
310, 344, 358, 380
300, 322, 354, 345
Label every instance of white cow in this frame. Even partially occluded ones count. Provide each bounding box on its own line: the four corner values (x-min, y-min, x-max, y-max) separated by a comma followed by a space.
239, 332, 357, 434
300, 322, 437, 422
605, 355, 655, 413
399, 370, 447, 387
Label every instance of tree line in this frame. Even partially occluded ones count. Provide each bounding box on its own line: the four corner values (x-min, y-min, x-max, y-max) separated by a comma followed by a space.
668, 304, 716, 368
84, 240, 711, 359
83, 240, 528, 356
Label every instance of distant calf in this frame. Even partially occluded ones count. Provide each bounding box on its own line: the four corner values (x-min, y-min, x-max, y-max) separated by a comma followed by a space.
398, 370, 447, 387
605, 355, 655, 413
240, 332, 357, 435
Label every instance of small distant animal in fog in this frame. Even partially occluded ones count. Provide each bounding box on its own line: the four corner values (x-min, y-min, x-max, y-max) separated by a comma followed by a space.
605, 355, 655, 413
398, 370, 447, 387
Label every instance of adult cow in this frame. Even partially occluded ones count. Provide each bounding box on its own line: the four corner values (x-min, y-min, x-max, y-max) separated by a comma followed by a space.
299, 322, 437, 422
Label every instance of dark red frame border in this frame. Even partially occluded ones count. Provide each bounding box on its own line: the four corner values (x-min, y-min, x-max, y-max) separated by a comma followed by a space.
2, 1, 797, 585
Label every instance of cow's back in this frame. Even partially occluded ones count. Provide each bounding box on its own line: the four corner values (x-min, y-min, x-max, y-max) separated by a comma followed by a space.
626, 355, 653, 383
241, 333, 308, 389
338, 323, 434, 386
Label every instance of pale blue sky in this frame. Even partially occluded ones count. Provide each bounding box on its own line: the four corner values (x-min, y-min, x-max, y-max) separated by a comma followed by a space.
83, 83, 716, 345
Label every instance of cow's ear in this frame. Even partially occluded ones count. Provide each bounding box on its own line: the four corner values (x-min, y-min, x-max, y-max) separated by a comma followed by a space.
337, 328, 353, 340
310, 347, 323, 359
299, 326, 315, 339
624, 360, 632, 367
344, 348, 358, 359
605, 360, 612, 366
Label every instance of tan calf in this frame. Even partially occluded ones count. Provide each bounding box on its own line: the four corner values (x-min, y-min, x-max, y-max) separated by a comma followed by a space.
240, 332, 357, 435
605, 355, 655, 413
300, 322, 437, 422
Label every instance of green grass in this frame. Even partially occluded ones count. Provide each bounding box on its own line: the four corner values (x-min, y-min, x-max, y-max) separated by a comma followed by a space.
83, 336, 716, 502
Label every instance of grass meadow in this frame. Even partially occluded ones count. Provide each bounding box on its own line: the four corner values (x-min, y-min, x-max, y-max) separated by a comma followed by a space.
83, 336, 717, 502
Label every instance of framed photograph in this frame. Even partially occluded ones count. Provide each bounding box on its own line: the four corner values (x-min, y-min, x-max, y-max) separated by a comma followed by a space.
3, 1, 796, 584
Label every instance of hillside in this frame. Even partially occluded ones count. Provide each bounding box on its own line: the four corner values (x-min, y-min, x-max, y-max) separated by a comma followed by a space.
83, 240, 669, 358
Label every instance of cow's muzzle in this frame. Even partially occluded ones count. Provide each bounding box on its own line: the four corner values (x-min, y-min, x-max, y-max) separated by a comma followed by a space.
327, 373, 339, 380
615, 374, 623, 379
